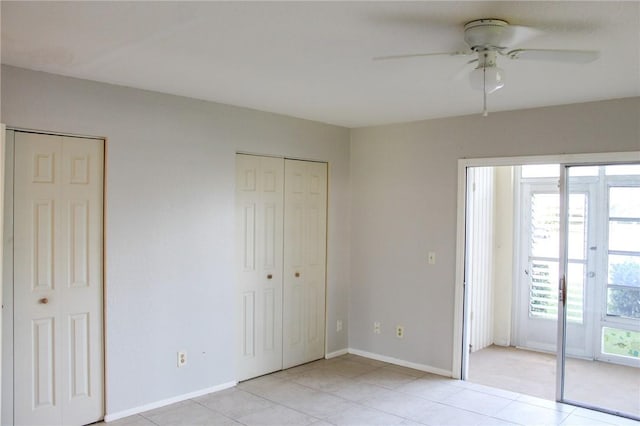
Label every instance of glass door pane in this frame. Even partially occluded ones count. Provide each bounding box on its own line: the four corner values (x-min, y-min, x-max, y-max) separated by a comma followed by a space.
561, 164, 640, 418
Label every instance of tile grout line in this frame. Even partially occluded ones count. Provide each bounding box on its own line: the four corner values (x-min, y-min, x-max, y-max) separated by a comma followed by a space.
238, 360, 426, 425
190, 396, 251, 426
236, 384, 334, 424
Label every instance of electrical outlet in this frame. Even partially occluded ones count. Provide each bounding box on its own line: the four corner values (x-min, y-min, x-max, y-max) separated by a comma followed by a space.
337, 320, 343, 332
374, 321, 381, 334
177, 351, 187, 367
396, 326, 404, 339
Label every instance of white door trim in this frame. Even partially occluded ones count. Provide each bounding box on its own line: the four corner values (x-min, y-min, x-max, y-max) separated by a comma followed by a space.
452, 151, 640, 379
1, 129, 14, 425
0, 123, 5, 423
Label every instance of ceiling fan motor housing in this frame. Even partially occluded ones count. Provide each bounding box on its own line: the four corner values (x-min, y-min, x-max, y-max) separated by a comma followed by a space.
464, 19, 510, 51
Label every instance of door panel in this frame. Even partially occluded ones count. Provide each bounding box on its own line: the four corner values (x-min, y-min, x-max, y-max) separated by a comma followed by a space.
236, 154, 284, 381
517, 186, 561, 353
14, 132, 103, 425
34, 200, 54, 290
69, 313, 90, 399
517, 183, 594, 358
32, 317, 55, 408
241, 292, 256, 357
562, 164, 640, 418
283, 160, 327, 369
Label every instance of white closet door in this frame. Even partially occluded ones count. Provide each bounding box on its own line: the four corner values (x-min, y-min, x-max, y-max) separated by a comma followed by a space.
236, 154, 284, 381
283, 159, 327, 369
14, 132, 104, 425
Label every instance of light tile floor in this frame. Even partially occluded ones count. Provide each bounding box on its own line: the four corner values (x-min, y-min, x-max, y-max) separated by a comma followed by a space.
101, 354, 639, 426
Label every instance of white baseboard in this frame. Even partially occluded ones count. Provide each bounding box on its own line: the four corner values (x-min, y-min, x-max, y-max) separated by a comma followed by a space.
104, 381, 236, 422
325, 348, 349, 359
348, 348, 452, 378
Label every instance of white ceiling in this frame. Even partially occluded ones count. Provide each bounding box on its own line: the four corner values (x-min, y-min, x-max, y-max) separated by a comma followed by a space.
2, 1, 639, 128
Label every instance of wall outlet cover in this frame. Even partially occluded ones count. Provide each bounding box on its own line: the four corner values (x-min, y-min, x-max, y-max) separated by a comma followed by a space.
178, 351, 187, 367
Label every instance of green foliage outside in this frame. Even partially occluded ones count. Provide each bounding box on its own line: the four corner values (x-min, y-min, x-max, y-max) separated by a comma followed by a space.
603, 327, 640, 359
604, 261, 639, 359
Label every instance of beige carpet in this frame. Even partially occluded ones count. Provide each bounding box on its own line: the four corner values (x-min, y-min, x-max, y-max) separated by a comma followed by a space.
468, 345, 640, 417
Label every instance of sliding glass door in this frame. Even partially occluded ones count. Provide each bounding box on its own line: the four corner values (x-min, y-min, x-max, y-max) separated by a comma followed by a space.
559, 164, 640, 418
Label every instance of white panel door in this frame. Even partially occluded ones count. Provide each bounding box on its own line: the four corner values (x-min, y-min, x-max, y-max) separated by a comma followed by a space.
517, 182, 595, 357
236, 154, 284, 381
283, 160, 327, 369
14, 132, 104, 425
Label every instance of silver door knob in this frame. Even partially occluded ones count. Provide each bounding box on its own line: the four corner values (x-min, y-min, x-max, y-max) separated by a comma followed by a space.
38, 297, 48, 304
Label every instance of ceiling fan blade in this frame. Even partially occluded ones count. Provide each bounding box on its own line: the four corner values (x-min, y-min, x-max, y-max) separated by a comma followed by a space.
372, 51, 472, 61
506, 49, 599, 63
500, 25, 542, 48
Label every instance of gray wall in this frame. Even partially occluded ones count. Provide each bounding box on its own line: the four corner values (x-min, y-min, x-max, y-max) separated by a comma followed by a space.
1, 65, 351, 415
349, 98, 640, 372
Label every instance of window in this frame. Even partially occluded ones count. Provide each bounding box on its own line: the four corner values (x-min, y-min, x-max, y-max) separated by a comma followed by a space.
606, 186, 640, 320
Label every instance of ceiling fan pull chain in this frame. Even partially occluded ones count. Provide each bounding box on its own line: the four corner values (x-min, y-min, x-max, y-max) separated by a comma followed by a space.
483, 67, 489, 117
483, 91, 488, 117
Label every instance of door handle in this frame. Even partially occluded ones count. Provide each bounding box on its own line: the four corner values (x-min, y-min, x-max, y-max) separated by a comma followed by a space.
295, 272, 300, 278
38, 297, 49, 305
267, 274, 273, 280
559, 276, 566, 304
588, 271, 595, 278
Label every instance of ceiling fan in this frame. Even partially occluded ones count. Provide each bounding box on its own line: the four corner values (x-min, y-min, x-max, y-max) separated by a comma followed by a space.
374, 19, 599, 116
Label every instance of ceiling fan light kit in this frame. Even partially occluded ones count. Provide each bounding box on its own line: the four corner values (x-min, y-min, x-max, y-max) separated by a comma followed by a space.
468, 49, 505, 116
464, 20, 514, 116
470, 66, 505, 94
375, 18, 599, 117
